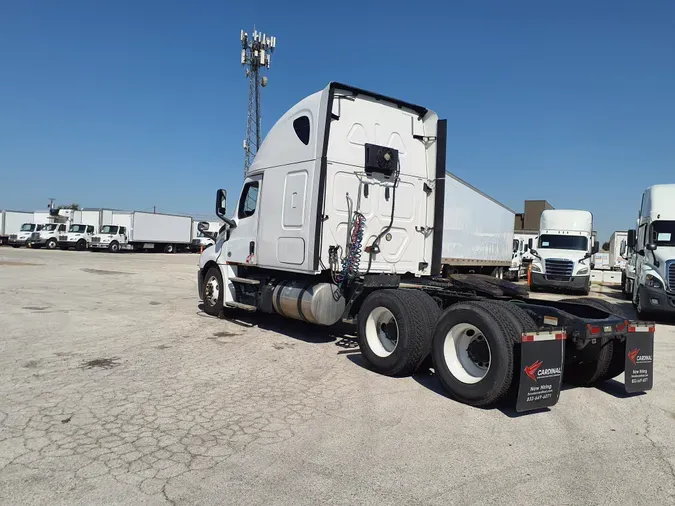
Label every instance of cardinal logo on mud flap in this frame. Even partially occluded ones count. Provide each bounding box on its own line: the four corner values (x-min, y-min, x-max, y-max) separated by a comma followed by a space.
524, 360, 543, 381
628, 347, 652, 365
628, 348, 639, 365
524, 360, 562, 382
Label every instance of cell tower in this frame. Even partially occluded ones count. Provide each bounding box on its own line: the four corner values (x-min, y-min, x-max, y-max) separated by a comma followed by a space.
241, 28, 276, 173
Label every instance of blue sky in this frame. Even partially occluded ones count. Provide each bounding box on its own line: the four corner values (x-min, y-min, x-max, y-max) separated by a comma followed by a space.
1, 1, 673, 240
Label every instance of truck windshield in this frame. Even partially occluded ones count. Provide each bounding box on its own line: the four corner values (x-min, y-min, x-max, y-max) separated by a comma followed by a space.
538, 234, 588, 251
20, 224, 35, 232
651, 221, 675, 247
69, 225, 87, 233
43, 224, 58, 231
100, 225, 119, 234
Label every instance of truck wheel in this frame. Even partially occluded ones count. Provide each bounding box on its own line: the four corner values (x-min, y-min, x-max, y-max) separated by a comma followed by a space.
431, 301, 522, 407
109, 241, 120, 253
357, 290, 432, 377
564, 340, 613, 386
635, 292, 651, 320
403, 289, 442, 371
46, 238, 57, 249
76, 239, 87, 251
601, 339, 626, 381
202, 267, 223, 316
164, 244, 175, 254
560, 298, 631, 319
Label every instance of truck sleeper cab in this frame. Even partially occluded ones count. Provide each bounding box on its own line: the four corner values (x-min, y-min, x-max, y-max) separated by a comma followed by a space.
197, 83, 653, 410
632, 185, 675, 318
9, 223, 43, 247
28, 222, 68, 249
58, 224, 95, 251
529, 210, 597, 295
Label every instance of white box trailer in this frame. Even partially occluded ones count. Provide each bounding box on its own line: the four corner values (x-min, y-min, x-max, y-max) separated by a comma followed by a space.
91, 211, 193, 253
1, 210, 35, 245
441, 172, 515, 276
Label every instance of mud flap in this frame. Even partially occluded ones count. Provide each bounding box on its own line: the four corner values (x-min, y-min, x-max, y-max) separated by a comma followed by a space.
624, 322, 655, 393
516, 330, 566, 412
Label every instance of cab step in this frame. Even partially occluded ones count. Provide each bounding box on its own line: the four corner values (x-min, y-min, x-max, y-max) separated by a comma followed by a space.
230, 276, 260, 285
225, 301, 257, 312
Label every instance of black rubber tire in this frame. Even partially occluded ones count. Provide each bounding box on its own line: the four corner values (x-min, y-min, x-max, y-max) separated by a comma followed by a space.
403, 289, 442, 371
529, 284, 539, 293
431, 301, 523, 407
564, 339, 613, 386
46, 238, 57, 250
560, 298, 631, 319
109, 241, 120, 253
602, 339, 626, 381
76, 239, 86, 251
357, 289, 432, 377
202, 267, 223, 317
164, 244, 175, 254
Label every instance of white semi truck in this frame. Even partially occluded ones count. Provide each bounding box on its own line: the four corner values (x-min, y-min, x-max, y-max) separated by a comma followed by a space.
29, 222, 70, 249
8, 222, 44, 248
529, 210, 597, 295
90, 211, 193, 252
1, 211, 34, 246
196, 83, 653, 410
631, 184, 675, 318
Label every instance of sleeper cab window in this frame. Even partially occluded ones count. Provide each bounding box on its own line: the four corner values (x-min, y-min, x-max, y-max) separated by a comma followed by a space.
238, 182, 259, 219
293, 116, 310, 145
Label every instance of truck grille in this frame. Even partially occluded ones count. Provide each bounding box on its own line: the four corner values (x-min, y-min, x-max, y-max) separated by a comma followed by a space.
59, 235, 68, 241
545, 259, 574, 281
668, 261, 675, 291
9, 234, 17, 240
92, 237, 100, 243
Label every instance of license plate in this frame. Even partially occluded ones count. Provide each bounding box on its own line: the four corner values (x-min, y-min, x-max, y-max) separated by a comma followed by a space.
516, 330, 566, 412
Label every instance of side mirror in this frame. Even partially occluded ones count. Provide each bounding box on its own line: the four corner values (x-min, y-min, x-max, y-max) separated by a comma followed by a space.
627, 229, 636, 249
216, 189, 227, 220
592, 242, 599, 254
197, 221, 209, 233
528, 238, 533, 249
620, 240, 626, 256
646, 243, 657, 251
638, 249, 645, 257
215, 190, 237, 229
530, 249, 540, 259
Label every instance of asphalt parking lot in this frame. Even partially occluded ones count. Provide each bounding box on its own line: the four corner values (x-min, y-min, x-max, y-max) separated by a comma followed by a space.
1, 248, 674, 505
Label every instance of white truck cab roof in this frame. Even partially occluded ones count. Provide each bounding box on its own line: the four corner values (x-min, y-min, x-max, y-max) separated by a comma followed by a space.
640, 184, 675, 221
540, 210, 593, 236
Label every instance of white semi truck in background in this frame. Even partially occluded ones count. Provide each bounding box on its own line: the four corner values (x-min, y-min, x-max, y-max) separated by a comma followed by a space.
1, 211, 34, 246
631, 184, 675, 318
90, 211, 193, 252
8, 223, 44, 248
196, 82, 652, 411
529, 210, 597, 294
191, 221, 223, 252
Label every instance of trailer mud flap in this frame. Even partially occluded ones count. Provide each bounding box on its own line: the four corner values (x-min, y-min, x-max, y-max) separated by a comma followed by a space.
516, 330, 566, 412
624, 322, 655, 393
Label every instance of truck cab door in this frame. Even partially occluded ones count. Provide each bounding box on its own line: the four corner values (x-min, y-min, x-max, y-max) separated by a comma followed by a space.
227, 175, 262, 265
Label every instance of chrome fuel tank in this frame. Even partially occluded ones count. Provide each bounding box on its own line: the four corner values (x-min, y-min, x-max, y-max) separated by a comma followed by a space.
272, 281, 345, 326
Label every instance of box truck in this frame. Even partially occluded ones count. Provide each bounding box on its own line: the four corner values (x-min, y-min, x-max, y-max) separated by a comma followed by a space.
609, 231, 628, 271
529, 210, 597, 294
1, 211, 34, 246
631, 184, 675, 318
90, 211, 193, 252
195, 82, 652, 411
57, 209, 113, 250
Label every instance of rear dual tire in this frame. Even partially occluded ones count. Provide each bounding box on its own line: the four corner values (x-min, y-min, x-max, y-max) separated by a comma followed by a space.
431, 301, 536, 407
357, 290, 435, 377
